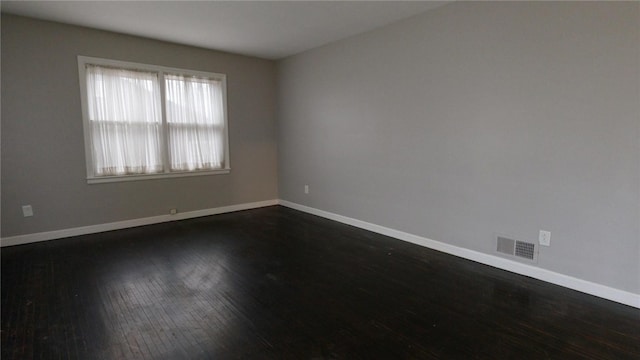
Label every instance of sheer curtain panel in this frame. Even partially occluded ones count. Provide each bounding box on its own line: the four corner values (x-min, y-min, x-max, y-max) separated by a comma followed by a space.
86, 65, 163, 176
164, 75, 225, 171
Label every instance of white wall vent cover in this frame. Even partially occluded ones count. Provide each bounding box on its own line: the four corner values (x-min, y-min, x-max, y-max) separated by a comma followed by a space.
497, 236, 538, 263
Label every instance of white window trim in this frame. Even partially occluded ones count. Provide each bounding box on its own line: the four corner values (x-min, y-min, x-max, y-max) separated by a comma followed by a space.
77, 56, 231, 184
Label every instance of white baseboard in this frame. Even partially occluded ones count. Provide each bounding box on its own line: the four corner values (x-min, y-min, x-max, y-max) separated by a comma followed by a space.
1, 199, 279, 248
279, 200, 640, 309
3, 198, 637, 308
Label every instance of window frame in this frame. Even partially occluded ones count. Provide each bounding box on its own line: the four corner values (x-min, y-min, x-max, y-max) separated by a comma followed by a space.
77, 56, 230, 184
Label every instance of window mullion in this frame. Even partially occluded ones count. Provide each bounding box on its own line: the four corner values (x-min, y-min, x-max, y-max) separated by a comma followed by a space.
159, 71, 171, 173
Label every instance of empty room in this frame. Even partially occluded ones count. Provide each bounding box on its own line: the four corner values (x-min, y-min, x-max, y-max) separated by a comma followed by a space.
1, 1, 638, 359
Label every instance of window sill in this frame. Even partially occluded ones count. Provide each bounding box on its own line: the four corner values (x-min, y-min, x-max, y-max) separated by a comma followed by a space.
87, 168, 230, 184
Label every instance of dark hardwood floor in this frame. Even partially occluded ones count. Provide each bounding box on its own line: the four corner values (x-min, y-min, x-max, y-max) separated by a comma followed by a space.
2, 206, 638, 359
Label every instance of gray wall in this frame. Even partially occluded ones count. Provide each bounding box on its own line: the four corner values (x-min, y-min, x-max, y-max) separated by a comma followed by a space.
277, 2, 639, 293
1, 14, 278, 237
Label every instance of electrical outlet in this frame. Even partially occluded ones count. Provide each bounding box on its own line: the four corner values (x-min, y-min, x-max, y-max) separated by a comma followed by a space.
170, 208, 177, 215
539, 230, 551, 246
304, 185, 309, 194
22, 205, 34, 217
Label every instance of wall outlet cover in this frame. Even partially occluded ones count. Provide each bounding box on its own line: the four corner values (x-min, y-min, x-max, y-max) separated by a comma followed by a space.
539, 230, 551, 246
22, 205, 34, 217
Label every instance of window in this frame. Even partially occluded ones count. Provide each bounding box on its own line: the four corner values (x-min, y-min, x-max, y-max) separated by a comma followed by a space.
78, 56, 229, 183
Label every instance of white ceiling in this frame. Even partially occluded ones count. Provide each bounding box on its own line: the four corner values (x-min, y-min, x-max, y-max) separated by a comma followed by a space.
1, 1, 449, 60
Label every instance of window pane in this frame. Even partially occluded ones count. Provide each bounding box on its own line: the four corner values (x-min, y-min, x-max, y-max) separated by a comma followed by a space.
165, 74, 225, 171
86, 65, 163, 176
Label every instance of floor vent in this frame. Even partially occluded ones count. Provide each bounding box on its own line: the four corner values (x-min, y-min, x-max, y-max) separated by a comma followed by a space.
497, 236, 537, 262
515, 240, 535, 260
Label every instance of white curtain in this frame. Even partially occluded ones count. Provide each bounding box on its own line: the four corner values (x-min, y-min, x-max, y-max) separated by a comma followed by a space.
86, 65, 163, 176
164, 74, 225, 171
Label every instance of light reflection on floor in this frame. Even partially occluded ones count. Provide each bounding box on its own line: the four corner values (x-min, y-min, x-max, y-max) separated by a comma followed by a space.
95, 246, 239, 359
